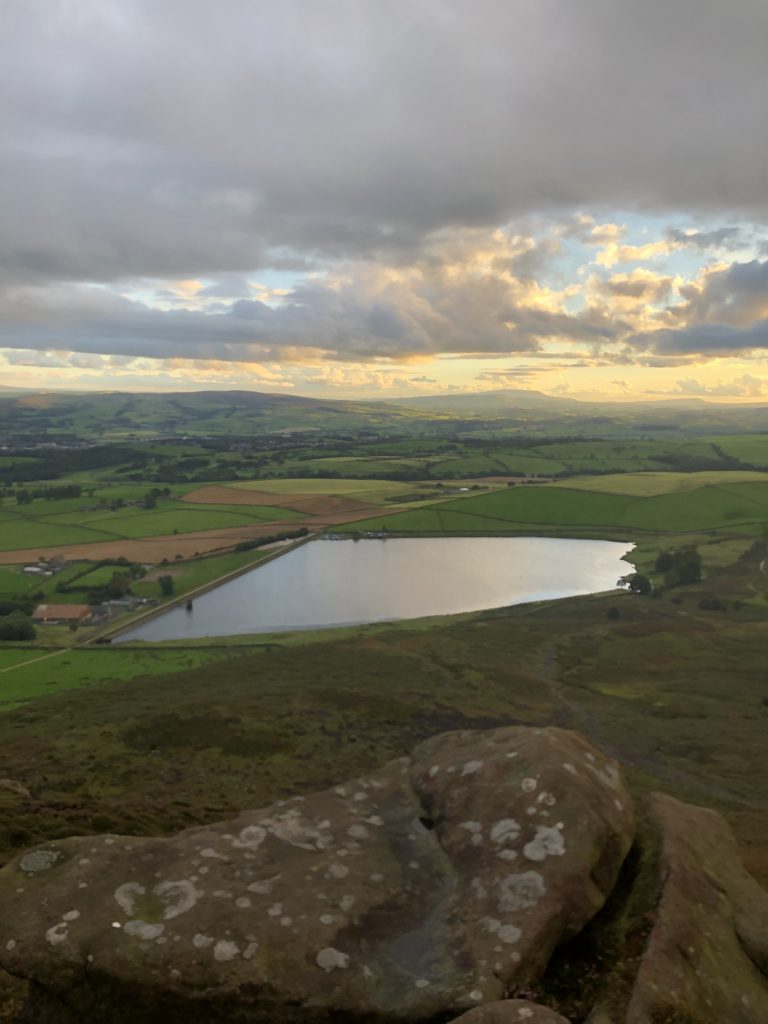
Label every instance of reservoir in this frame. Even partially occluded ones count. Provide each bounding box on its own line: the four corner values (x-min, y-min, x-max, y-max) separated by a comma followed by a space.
117, 536, 634, 642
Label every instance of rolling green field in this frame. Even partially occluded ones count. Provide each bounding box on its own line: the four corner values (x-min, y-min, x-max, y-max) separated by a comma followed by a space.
550, 469, 768, 496
0, 646, 235, 711
0, 495, 302, 552
342, 478, 768, 537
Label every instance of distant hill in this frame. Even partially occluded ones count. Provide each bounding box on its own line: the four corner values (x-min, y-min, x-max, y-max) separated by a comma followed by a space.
0, 390, 428, 438
386, 388, 767, 432
386, 388, 583, 414
0, 387, 764, 439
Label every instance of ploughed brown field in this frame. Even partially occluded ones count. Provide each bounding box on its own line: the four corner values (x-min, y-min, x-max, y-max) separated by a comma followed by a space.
0, 507, 387, 565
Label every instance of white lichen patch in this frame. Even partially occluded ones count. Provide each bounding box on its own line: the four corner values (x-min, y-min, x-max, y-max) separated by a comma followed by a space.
45, 923, 68, 946
319, 914, 335, 925
20, 849, 59, 874
234, 897, 251, 909
5, 940, 16, 952
231, 825, 267, 851
114, 882, 146, 916
124, 920, 164, 941
347, 824, 369, 839
521, 778, 537, 793
327, 863, 349, 879
459, 821, 482, 834
497, 849, 518, 862
243, 941, 259, 960
200, 847, 226, 860
62, 910, 80, 922
247, 874, 280, 895
498, 924, 522, 944
415, 978, 430, 988
498, 871, 547, 912
155, 879, 201, 920
523, 826, 566, 862
562, 762, 578, 775
340, 894, 355, 912
213, 939, 240, 962
461, 760, 483, 776
316, 946, 350, 972
490, 818, 520, 845
192, 934, 214, 949
428, 765, 440, 777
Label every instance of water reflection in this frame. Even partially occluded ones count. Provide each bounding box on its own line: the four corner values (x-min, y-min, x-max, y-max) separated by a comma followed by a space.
117, 536, 634, 642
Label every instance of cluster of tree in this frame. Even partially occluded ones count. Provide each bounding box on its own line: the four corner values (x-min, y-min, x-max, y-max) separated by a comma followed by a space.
624, 572, 652, 595
0, 596, 37, 617
654, 545, 702, 587
143, 486, 172, 508
234, 527, 310, 552
0, 446, 149, 484
14, 483, 83, 504
0, 618, 36, 641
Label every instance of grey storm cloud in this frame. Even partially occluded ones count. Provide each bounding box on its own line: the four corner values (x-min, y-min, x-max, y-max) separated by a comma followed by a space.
0, 268, 626, 363
629, 320, 768, 356
666, 227, 744, 250
2, 0, 768, 290
677, 260, 768, 325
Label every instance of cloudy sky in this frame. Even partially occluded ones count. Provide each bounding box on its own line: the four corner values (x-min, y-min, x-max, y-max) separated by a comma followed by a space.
1, 0, 767, 401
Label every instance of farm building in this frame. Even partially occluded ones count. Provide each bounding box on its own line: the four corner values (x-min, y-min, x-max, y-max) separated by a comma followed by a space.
32, 604, 92, 625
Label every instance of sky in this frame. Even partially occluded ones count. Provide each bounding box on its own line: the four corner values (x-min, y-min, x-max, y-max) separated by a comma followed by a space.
1, 0, 767, 402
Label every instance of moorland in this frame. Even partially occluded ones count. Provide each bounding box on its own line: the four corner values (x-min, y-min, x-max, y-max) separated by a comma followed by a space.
0, 387, 766, 1018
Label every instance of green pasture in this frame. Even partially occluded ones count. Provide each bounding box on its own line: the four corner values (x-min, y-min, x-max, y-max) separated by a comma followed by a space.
130, 546, 274, 602
342, 479, 768, 536
0, 497, 303, 553
707, 434, 768, 466
551, 470, 768, 496
0, 646, 234, 711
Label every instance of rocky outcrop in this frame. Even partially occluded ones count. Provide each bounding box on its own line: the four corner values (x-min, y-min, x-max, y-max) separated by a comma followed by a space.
0, 726, 633, 1023
623, 793, 768, 1024
450, 1000, 571, 1022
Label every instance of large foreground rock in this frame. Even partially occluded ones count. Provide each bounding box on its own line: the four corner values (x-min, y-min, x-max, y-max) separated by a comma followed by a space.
624, 793, 768, 1024
0, 726, 633, 1023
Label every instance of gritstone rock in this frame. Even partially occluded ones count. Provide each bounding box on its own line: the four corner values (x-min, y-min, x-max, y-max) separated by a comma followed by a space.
0, 726, 634, 1022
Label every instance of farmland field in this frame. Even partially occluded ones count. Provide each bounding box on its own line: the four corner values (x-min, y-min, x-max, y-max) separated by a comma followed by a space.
341, 477, 768, 537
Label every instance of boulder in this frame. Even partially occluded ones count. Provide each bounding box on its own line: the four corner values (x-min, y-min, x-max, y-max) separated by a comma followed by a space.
450, 999, 571, 1022
624, 793, 768, 1024
0, 726, 633, 1023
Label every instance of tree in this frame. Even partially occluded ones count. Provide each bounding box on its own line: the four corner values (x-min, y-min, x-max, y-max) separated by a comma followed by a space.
158, 575, 175, 597
627, 572, 652, 595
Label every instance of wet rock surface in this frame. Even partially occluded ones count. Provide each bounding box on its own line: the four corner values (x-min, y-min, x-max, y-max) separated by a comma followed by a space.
0, 726, 633, 1023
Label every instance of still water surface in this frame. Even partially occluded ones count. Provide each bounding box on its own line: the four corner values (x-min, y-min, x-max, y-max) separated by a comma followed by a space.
118, 537, 634, 642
